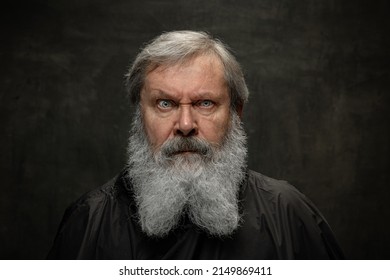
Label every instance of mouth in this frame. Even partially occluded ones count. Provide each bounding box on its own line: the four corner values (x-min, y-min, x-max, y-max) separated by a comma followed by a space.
161, 137, 212, 159
172, 150, 198, 155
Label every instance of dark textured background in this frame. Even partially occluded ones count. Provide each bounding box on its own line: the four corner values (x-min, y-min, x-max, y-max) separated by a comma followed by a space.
1, 0, 389, 259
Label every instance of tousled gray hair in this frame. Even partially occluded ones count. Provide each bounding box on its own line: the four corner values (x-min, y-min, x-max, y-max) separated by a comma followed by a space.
125, 30, 249, 110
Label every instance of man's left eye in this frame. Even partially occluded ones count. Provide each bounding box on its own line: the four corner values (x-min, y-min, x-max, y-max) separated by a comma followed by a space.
198, 100, 214, 108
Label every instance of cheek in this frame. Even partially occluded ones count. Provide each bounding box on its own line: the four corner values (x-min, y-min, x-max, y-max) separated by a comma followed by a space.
143, 113, 174, 148
199, 114, 230, 143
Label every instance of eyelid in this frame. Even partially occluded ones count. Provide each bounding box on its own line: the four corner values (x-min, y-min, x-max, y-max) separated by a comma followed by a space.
196, 100, 215, 108
156, 99, 176, 109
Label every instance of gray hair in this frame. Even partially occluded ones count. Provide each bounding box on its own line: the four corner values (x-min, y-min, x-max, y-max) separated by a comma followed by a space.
125, 30, 249, 110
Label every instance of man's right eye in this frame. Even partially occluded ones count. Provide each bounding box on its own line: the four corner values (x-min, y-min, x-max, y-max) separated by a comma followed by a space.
157, 99, 174, 109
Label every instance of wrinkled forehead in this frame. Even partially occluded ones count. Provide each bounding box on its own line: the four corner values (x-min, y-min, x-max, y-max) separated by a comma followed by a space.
145, 53, 225, 80
141, 55, 229, 108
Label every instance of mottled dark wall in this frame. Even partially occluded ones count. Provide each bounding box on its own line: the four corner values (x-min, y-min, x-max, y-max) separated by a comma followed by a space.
1, 0, 389, 259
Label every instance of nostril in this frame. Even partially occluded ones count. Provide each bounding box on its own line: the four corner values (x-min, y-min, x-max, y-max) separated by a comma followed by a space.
176, 127, 197, 137
187, 128, 197, 137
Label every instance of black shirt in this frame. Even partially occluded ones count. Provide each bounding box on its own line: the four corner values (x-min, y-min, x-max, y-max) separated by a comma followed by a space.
48, 169, 344, 259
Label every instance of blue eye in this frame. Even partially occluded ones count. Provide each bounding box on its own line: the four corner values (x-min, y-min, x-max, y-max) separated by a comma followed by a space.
157, 100, 173, 109
199, 100, 214, 107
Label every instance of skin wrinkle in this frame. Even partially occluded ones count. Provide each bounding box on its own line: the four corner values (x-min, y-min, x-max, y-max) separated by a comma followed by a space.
125, 31, 249, 110
140, 55, 230, 150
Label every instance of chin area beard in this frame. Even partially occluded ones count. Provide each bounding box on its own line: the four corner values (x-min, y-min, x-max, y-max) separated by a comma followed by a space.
126, 109, 247, 237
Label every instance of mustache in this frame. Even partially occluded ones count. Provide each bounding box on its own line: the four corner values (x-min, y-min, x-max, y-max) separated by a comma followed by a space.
160, 137, 215, 159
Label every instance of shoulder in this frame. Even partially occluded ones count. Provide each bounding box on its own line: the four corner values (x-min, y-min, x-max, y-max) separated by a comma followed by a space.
242, 170, 344, 259
48, 171, 131, 259
246, 170, 309, 204
244, 169, 325, 225
72, 175, 119, 206
65, 169, 133, 221
62, 175, 120, 219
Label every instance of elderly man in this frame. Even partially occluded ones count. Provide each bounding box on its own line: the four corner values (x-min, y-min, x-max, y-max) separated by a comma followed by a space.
48, 31, 344, 259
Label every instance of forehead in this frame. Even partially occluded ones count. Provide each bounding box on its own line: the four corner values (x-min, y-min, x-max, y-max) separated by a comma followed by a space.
143, 54, 227, 98
147, 53, 225, 76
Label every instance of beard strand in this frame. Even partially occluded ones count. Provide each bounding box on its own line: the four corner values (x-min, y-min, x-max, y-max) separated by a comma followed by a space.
126, 108, 247, 237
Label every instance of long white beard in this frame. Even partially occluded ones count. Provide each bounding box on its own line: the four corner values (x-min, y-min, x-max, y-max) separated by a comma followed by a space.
126, 109, 247, 237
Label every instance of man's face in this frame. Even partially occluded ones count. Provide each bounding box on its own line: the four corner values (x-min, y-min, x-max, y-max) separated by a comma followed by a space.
130, 54, 247, 237
140, 54, 231, 152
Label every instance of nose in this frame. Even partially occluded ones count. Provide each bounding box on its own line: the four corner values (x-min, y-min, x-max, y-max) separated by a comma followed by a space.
174, 104, 198, 137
